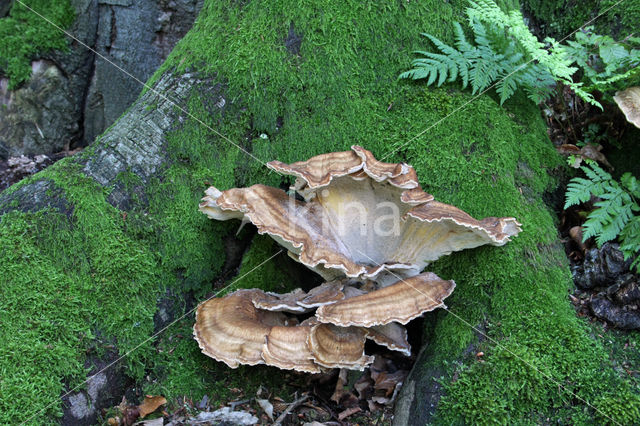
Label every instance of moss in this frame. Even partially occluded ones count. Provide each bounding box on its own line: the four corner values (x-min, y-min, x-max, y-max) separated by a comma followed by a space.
0, 0, 75, 88
0, 160, 160, 423
3, 0, 639, 423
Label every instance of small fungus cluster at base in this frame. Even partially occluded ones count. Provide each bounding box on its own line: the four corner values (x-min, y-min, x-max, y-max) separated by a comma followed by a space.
194, 146, 521, 372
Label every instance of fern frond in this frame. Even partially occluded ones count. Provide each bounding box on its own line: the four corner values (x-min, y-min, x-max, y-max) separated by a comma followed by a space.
581, 162, 612, 185
399, 32, 467, 88
496, 74, 517, 104
453, 22, 474, 52
620, 216, 640, 271
565, 177, 596, 208
621, 173, 640, 200
565, 164, 640, 268
598, 204, 634, 245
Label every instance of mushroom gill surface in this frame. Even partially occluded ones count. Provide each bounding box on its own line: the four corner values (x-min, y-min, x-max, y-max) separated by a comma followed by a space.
199, 145, 521, 283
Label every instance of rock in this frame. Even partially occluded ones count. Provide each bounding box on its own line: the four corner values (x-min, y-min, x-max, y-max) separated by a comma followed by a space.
189, 407, 259, 425
605, 274, 640, 305
571, 242, 631, 289
590, 296, 640, 330
0, 61, 77, 158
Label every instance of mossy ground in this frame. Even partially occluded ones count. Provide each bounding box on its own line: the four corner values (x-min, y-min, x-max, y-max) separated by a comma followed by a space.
0, 0, 74, 88
1, 0, 639, 424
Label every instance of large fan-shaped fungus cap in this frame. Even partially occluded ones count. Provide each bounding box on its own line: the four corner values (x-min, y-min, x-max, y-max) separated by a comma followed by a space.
316, 272, 455, 327
200, 146, 521, 283
194, 287, 381, 372
193, 289, 289, 368
195, 147, 521, 373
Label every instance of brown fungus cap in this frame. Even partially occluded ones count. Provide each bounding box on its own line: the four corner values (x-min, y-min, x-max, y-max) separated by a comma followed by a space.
366, 323, 411, 356
252, 288, 309, 313
262, 324, 321, 374
297, 280, 346, 308
614, 87, 640, 128
315, 272, 455, 327
308, 323, 374, 370
200, 146, 521, 284
251, 281, 346, 312
193, 289, 289, 368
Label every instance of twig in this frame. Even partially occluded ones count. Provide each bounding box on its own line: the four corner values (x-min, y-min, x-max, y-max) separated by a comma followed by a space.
228, 399, 251, 410
273, 394, 309, 425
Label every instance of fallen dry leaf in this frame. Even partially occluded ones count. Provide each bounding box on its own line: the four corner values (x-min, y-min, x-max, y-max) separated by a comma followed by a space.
556, 143, 612, 169
373, 370, 407, 396
353, 375, 372, 400
569, 226, 586, 251
338, 406, 361, 421
138, 395, 167, 419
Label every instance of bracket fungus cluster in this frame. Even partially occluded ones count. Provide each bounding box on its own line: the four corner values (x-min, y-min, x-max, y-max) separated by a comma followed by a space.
194, 146, 521, 372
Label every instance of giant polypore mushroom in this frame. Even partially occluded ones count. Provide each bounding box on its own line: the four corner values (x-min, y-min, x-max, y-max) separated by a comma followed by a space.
194, 146, 521, 372
199, 145, 520, 284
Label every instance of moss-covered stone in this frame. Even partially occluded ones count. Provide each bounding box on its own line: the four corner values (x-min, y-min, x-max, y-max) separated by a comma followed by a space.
0, 0, 75, 88
1, 0, 639, 424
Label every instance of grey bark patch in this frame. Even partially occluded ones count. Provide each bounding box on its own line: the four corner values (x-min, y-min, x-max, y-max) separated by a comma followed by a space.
63, 372, 108, 423
61, 349, 130, 426
66, 393, 93, 420
153, 287, 196, 332
99, 0, 132, 5
107, 180, 148, 211
0, 179, 73, 217
394, 324, 486, 425
392, 359, 445, 425
82, 71, 207, 189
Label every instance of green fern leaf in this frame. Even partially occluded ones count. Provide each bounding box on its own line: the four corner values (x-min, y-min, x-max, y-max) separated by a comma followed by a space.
596, 202, 634, 245
620, 216, 640, 271
582, 163, 612, 184
621, 173, 640, 200
495, 70, 519, 104
564, 177, 595, 208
